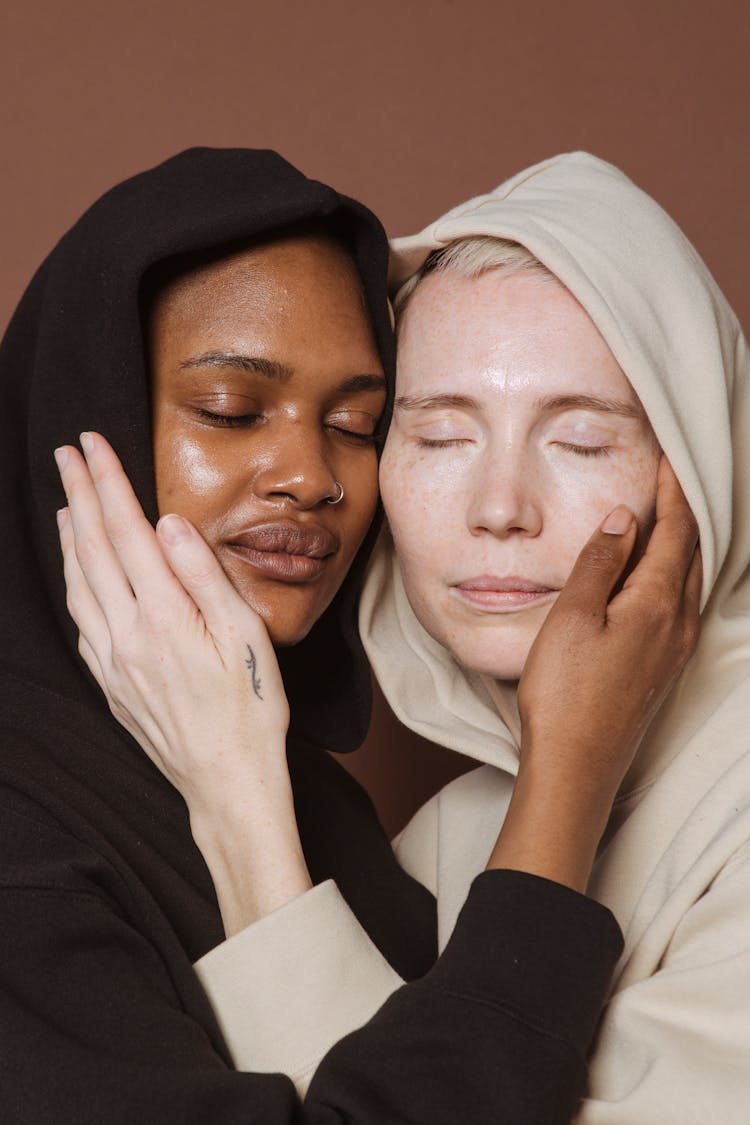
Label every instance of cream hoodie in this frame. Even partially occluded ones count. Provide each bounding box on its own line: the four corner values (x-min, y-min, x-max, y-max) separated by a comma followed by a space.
195, 154, 750, 1121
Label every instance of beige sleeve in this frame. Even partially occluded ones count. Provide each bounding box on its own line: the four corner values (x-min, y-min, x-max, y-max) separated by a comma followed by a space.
194, 879, 404, 1097
576, 844, 750, 1124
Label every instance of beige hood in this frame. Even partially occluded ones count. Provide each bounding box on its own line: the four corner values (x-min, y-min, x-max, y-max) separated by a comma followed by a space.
360, 152, 750, 793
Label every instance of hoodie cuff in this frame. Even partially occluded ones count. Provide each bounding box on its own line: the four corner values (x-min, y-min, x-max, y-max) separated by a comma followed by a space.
194, 879, 403, 1094
424, 869, 623, 1056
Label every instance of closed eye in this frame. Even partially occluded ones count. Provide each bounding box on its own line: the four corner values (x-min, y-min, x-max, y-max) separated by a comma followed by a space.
416, 436, 472, 448
194, 408, 262, 428
557, 441, 612, 458
327, 424, 379, 446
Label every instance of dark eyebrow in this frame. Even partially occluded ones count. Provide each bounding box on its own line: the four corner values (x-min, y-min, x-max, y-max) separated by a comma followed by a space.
394, 392, 480, 411
338, 373, 388, 395
178, 354, 385, 396
535, 393, 644, 419
180, 352, 293, 381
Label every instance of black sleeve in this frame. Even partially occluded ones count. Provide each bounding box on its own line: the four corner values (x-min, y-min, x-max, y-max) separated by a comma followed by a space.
0, 868, 620, 1125
311, 869, 621, 1124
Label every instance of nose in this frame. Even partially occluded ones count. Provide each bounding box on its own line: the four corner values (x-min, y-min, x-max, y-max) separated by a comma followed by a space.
466, 443, 543, 538
252, 423, 340, 509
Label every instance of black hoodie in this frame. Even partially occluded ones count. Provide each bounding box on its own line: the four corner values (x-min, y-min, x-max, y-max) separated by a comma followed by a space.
0, 148, 621, 1124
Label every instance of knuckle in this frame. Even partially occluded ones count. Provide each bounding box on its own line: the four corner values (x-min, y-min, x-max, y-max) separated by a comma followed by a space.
581, 541, 623, 571
108, 698, 129, 726
670, 511, 699, 545
89, 457, 119, 488
103, 510, 134, 546
74, 533, 100, 571
109, 628, 137, 668
66, 590, 83, 623
651, 573, 681, 611
183, 561, 218, 590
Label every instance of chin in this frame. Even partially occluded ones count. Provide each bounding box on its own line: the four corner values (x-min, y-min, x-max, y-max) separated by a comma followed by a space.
464, 657, 526, 682
256, 609, 319, 650
440, 630, 530, 683
223, 570, 335, 650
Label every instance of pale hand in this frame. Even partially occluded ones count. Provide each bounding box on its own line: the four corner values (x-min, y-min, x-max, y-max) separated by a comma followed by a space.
56, 432, 311, 934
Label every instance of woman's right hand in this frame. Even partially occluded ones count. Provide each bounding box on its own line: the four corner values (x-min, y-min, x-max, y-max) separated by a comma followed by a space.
56, 432, 311, 933
488, 458, 702, 890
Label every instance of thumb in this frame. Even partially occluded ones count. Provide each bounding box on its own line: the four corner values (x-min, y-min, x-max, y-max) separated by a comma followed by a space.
554, 505, 637, 622
156, 513, 243, 634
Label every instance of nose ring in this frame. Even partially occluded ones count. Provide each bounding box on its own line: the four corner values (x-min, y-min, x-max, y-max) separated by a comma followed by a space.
326, 481, 345, 505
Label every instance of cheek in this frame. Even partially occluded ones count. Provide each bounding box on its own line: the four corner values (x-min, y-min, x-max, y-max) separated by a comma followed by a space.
550, 446, 660, 568
154, 427, 228, 522
381, 445, 459, 551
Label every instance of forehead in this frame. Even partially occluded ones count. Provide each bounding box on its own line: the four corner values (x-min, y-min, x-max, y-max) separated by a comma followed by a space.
155, 234, 361, 318
397, 268, 638, 404
148, 233, 377, 366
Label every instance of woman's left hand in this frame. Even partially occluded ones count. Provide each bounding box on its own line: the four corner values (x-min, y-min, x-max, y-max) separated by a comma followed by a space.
517, 457, 701, 801
489, 458, 701, 891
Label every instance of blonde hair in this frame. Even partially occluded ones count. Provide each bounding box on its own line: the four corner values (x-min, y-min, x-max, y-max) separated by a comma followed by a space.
393, 237, 558, 324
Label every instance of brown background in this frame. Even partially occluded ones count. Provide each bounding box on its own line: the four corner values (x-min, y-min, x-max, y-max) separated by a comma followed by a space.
3, 0, 748, 835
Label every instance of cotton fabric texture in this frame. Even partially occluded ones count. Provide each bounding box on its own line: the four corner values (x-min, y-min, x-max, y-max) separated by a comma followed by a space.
360, 152, 750, 1121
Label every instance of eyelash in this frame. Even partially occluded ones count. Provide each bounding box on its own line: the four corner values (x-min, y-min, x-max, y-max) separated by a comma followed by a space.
195, 409, 377, 445
195, 409, 260, 428
558, 442, 612, 458
416, 437, 471, 449
415, 437, 612, 460
330, 426, 378, 446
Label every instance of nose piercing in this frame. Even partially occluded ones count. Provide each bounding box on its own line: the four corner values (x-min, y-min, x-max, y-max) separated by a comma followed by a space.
326, 481, 345, 505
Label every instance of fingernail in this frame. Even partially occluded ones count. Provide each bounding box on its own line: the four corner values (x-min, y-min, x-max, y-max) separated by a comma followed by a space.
602, 505, 634, 535
54, 447, 68, 470
80, 432, 94, 456
56, 507, 69, 529
159, 513, 190, 545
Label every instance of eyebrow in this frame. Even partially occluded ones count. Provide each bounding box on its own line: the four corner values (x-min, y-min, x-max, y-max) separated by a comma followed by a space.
535, 393, 643, 419
180, 352, 386, 394
338, 373, 388, 394
180, 352, 293, 380
394, 393, 481, 411
394, 390, 642, 419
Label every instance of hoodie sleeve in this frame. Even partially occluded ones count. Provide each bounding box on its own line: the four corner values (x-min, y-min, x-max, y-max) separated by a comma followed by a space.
194, 879, 405, 1093
574, 842, 750, 1125
196, 870, 623, 1123
194, 791, 444, 1093
0, 819, 622, 1125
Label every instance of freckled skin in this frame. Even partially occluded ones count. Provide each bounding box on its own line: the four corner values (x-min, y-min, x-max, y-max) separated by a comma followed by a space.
150, 235, 386, 647
381, 268, 661, 681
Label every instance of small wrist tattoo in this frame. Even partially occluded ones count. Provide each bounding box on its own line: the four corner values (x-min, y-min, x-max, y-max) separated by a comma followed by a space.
244, 644, 263, 700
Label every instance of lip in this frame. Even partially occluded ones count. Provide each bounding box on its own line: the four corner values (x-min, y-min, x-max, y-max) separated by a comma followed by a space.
452, 575, 558, 612
225, 521, 338, 584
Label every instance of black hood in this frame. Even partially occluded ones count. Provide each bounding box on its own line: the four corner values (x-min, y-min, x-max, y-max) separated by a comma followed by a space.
0, 146, 395, 754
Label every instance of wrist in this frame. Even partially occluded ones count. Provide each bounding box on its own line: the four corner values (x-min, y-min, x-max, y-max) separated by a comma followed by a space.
487, 754, 613, 893
189, 780, 313, 937
520, 730, 623, 815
